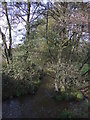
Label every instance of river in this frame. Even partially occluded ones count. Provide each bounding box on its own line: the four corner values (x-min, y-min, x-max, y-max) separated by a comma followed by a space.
2, 75, 88, 118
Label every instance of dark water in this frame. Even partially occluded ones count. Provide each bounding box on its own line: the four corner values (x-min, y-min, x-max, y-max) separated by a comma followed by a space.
2, 75, 69, 118
2, 75, 88, 118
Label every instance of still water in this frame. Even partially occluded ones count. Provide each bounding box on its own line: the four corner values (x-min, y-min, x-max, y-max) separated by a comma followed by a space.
2, 75, 69, 118
2, 75, 88, 118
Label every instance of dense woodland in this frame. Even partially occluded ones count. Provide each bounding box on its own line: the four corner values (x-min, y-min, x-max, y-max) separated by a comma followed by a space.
0, 1, 89, 118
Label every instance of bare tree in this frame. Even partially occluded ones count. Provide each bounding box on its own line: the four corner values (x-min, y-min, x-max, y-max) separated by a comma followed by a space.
4, 2, 12, 60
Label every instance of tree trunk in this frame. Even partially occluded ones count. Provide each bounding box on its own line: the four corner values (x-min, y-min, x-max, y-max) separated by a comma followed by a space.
55, 3, 68, 92
4, 2, 12, 60
46, 2, 55, 63
55, 49, 63, 92
26, 2, 31, 43
0, 28, 9, 64
24, 2, 31, 62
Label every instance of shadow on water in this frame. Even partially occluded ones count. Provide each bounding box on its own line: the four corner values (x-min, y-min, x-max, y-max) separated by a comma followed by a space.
2, 75, 69, 118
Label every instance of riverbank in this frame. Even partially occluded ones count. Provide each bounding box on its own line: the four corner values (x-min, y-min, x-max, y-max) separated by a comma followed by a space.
2, 74, 89, 118
2, 73, 41, 100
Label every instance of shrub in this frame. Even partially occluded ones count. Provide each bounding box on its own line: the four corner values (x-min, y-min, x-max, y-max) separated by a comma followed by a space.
55, 90, 84, 102
56, 94, 63, 101
59, 109, 73, 118
2, 71, 41, 100
76, 92, 84, 101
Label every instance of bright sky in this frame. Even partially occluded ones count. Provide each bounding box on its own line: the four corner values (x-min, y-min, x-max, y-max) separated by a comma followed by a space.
0, 2, 27, 47
0, 16, 26, 47
0, 0, 89, 47
1, 0, 89, 2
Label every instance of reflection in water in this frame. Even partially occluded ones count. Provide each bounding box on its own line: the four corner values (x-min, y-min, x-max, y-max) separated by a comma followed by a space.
3, 99, 22, 118
2, 75, 88, 118
2, 75, 65, 118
